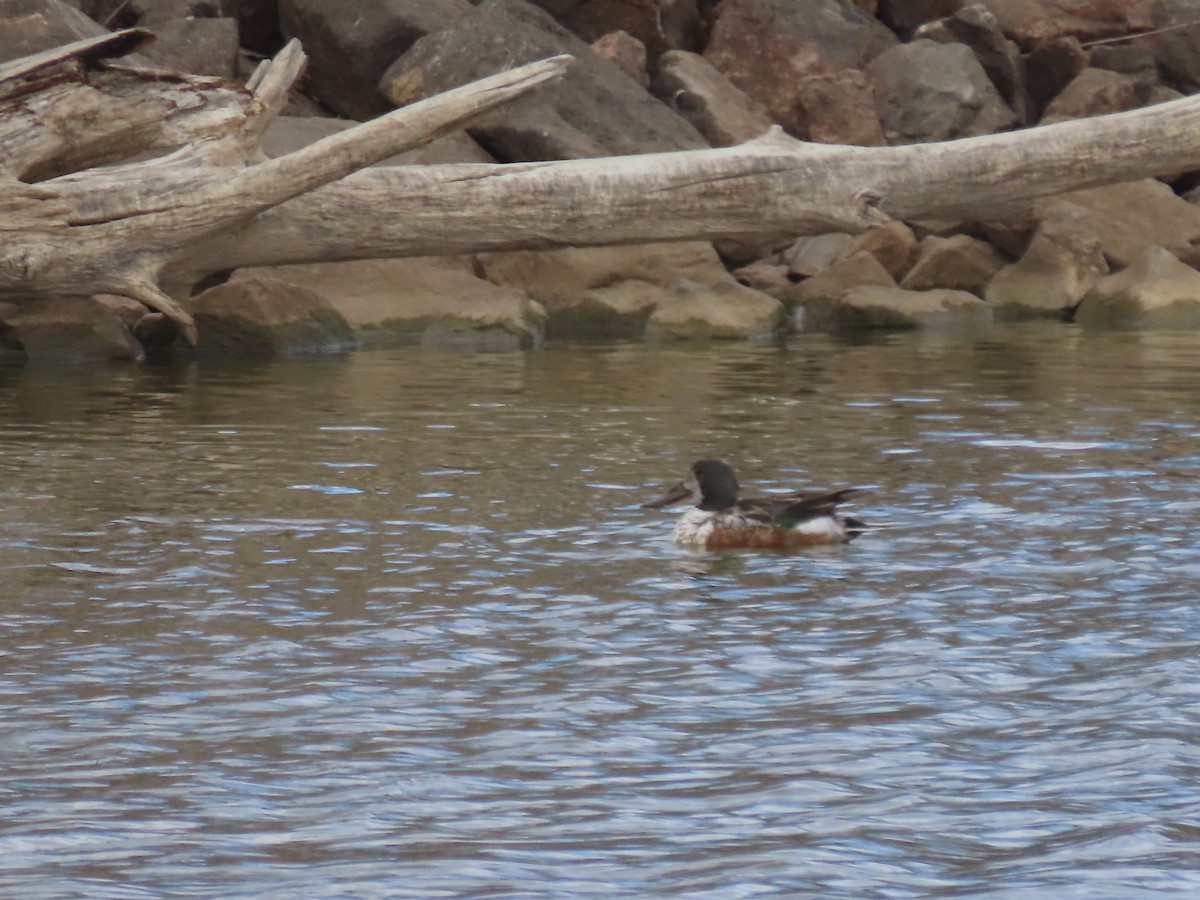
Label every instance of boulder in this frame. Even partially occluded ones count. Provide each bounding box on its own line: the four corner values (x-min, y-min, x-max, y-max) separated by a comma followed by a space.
478, 242, 784, 339
381, 0, 706, 161
783, 233, 855, 277
1088, 44, 1159, 101
1040, 67, 1140, 125
590, 31, 648, 89
1075, 245, 1200, 329
984, 206, 1107, 319
866, 39, 1018, 144
794, 70, 886, 145
1023, 36, 1088, 117
1152, 0, 1200, 93
783, 251, 898, 331
535, 0, 701, 57
2, 296, 144, 362
0, 0, 110, 63
1040, 179, 1200, 267
834, 285, 993, 329
652, 50, 775, 147
263, 116, 493, 166
900, 234, 1008, 295
185, 275, 359, 355
915, 3, 1034, 125
703, 0, 897, 137
140, 16, 240, 78
877, 0, 964, 37
731, 261, 792, 297
279, 0, 474, 120
972, 0, 1153, 48
85, 0, 232, 25
846, 220, 919, 280
237, 259, 546, 348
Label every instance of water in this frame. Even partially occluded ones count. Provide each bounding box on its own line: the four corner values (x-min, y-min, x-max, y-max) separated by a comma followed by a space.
2, 326, 1200, 897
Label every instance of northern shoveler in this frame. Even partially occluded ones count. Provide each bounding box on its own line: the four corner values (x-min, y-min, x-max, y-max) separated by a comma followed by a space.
642, 459, 867, 549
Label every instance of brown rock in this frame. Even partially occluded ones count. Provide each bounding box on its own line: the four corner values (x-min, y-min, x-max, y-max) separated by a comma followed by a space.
1040, 68, 1140, 125
704, 0, 897, 137
900, 234, 1007, 295
1075, 244, 1200, 329
186, 275, 359, 355
972, 0, 1153, 48
543, 0, 701, 56
794, 70, 886, 145
0, 0, 110, 64
240, 260, 546, 348
867, 39, 1018, 143
835, 285, 993, 329
846, 221, 919, 280
783, 251, 897, 331
985, 205, 1106, 319
3, 296, 144, 362
280, 0, 474, 120
731, 261, 792, 297
652, 50, 775, 146
783, 233, 855, 278
1043, 179, 1200, 267
591, 31, 648, 88
381, 0, 706, 161
478, 242, 783, 339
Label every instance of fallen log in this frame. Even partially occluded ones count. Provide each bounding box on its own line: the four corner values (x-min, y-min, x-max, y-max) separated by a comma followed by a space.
4, 31, 1200, 344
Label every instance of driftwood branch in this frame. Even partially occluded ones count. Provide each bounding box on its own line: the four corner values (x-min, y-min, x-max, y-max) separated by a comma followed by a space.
4, 32, 1200, 343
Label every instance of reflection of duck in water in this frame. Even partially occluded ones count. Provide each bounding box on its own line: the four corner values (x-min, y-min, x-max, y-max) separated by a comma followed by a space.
643, 459, 867, 549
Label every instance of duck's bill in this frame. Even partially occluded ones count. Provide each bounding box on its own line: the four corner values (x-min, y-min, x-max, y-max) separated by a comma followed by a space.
641, 481, 693, 508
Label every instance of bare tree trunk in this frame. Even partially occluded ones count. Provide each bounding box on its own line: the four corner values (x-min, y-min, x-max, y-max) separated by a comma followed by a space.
5, 30, 1200, 343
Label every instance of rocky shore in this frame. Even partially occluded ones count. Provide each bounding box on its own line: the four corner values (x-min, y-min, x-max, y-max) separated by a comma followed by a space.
4, 0, 1200, 360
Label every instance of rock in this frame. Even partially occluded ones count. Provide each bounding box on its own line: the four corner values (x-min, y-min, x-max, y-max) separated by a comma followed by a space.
1088, 44, 1159, 101
1152, 0, 1200, 93
381, 0, 706, 161
537, 0, 701, 57
731, 261, 792, 297
984, 206, 1107, 319
794, 70, 886, 145
1023, 36, 1088, 117
1075, 245, 1200, 329
915, 3, 1034, 125
834, 285, 993, 330
783, 233, 855, 278
703, 0, 897, 137
1040, 67, 1140, 124
866, 39, 1018, 144
590, 31, 648, 89
237, 0, 281, 56
133, 0, 233, 24
846, 220, 919, 280
3, 296, 144, 362
478, 242, 784, 339
1041, 179, 1200, 267
186, 275, 359, 355
652, 50, 775, 147
0, 0, 110, 63
140, 16, 239, 78
783, 251, 898, 331
900, 234, 1008, 295
877, 0, 964, 37
279, 0, 474, 120
263, 116, 493, 166
237, 260, 546, 348
973, 0, 1153, 48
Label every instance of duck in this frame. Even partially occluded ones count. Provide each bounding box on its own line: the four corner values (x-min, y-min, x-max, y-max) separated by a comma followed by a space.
642, 459, 867, 549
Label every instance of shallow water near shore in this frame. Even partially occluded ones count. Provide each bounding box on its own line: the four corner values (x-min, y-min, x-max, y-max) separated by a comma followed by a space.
3, 324, 1200, 897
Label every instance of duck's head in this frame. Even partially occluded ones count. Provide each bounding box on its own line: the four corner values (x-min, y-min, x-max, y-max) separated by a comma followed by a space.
642, 459, 740, 511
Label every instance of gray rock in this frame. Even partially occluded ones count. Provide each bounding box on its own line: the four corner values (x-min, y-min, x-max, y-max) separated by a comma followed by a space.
652, 50, 774, 147
280, 0, 474, 120
1040, 68, 1140, 125
3, 295, 144, 362
1151, 0, 1200, 93
867, 39, 1017, 144
381, 0, 707, 161
140, 16, 239, 78
784, 251, 897, 331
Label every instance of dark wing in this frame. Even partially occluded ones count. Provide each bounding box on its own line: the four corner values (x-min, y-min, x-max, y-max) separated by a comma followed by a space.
740, 488, 862, 527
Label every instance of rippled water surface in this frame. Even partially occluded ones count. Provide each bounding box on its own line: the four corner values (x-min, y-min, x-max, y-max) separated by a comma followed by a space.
3, 327, 1200, 897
